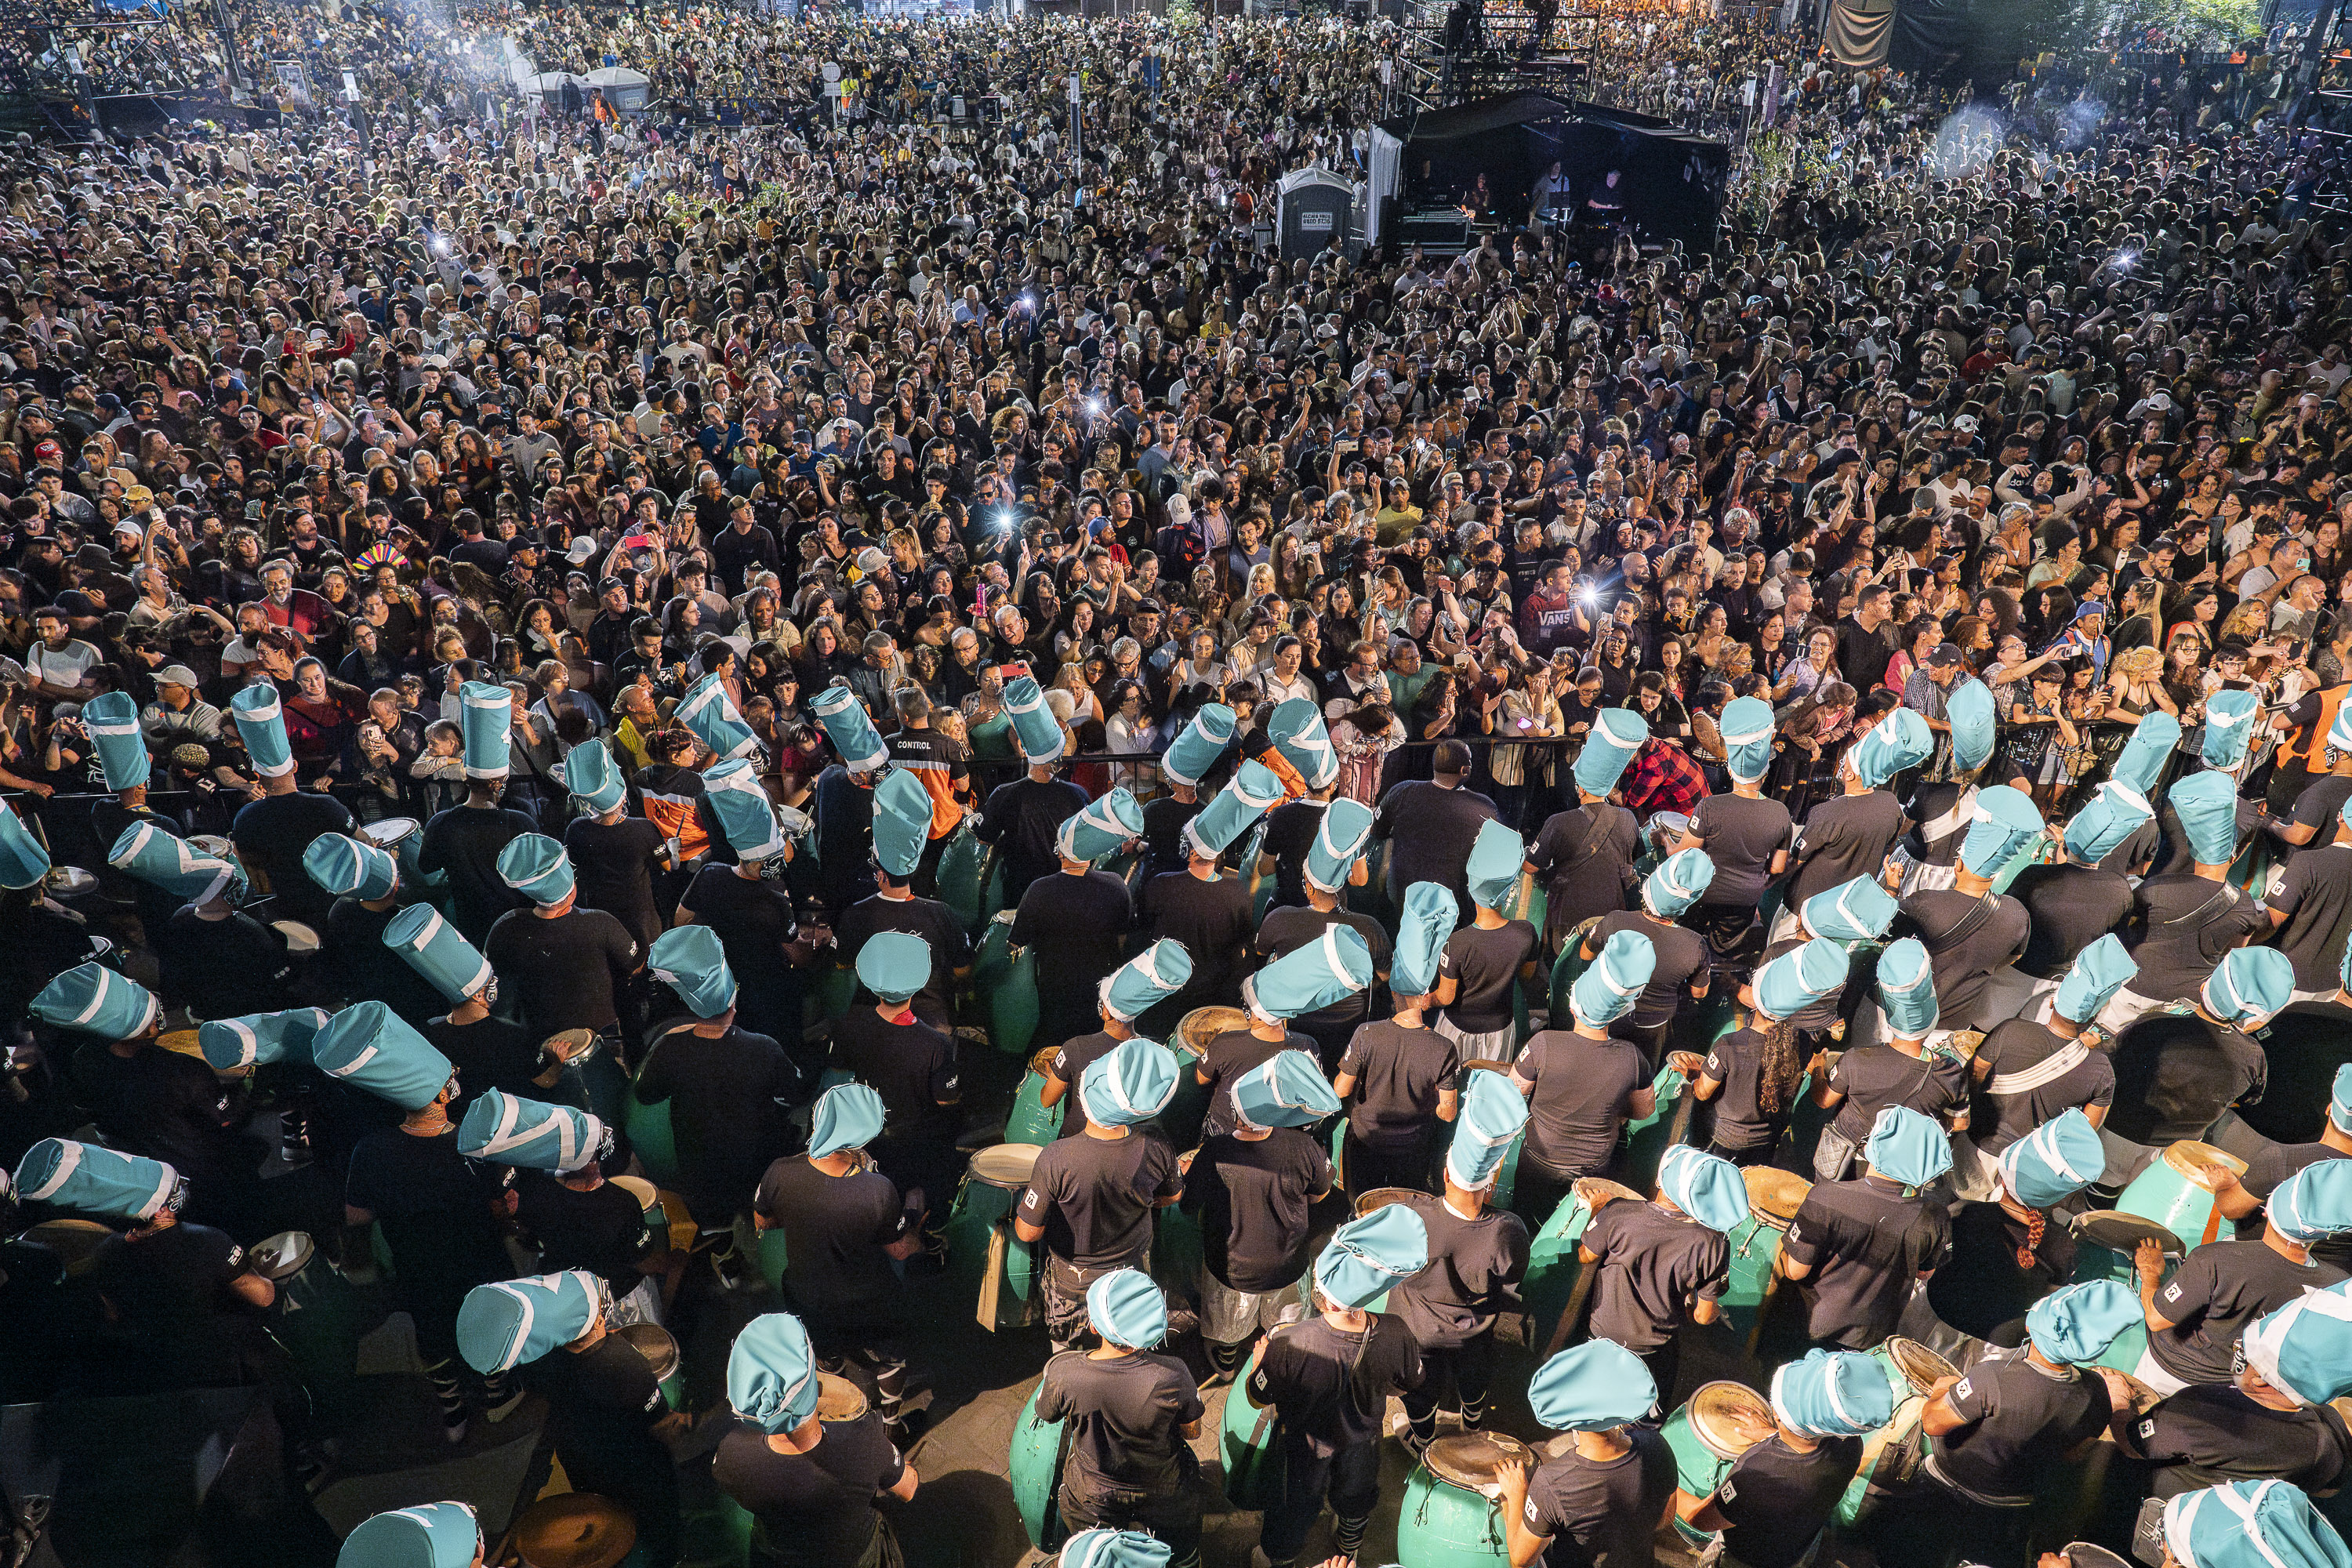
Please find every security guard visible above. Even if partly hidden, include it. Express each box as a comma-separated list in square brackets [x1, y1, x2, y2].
[1777, 1106, 1954, 1351]
[1015, 1037, 1185, 1352]
[1507, 928, 1658, 1224]
[636, 927, 804, 1287]
[1039, 941, 1194, 1142]
[1182, 1049, 1338, 1379]
[324, 1002, 516, 1443]
[1249, 1206, 1428, 1568]
[1033, 1271, 1204, 1568]
[831, 931, 962, 1220]
[1334, 882, 1461, 1195]
[835, 770, 970, 1030]
[1496, 1341, 1674, 1568]
[2105, 1280, 2352, 1501]
[714, 1312, 916, 1568]
[1674, 1348, 1888, 1568]
[753, 1084, 920, 1440]
[2132, 1160, 2352, 1397]
[458, 1269, 681, 1565]
[1392, 1069, 1530, 1451]
[1580, 1143, 1740, 1399]
[1009, 786, 1143, 1051]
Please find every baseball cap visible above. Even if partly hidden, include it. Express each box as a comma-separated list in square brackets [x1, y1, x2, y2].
[155, 664, 201, 688]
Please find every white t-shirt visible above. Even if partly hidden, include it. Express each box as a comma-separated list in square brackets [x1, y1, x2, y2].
[28, 637, 99, 689]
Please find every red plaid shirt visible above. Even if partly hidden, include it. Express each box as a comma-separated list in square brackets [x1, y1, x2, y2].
[1620, 739, 1708, 818]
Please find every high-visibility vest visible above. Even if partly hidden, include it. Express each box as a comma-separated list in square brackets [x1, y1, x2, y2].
[2292, 682, 2352, 771]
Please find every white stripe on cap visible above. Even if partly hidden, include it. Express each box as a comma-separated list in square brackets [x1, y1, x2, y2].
[1722, 715, 1773, 746]
[140, 1158, 176, 1221]
[222, 1019, 260, 1070]
[2210, 1479, 2296, 1568]
[24, 1141, 84, 1201]
[72, 967, 117, 1029]
[321, 1043, 381, 1080]
[480, 1279, 540, 1372]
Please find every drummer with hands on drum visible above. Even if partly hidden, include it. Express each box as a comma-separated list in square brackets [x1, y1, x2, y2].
[2132, 1159, 2352, 1398]
[1672, 934, 1854, 1168]
[2098, 1272, 2352, 1502]
[1580, 1145, 1745, 1402]
[1247, 1205, 1430, 1568]
[1033, 1271, 1205, 1568]
[716, 1312, 920, 1568]
[754, 1084, 924, 1443]
[1180, 1051, 1337, 1382]
[1332, 882, 1461, 1196]
[1579, 850, 1715, 1068]
[2201, 1063, 2352, 1269]
[1674, 1349, 1893, 1568]
[1014, 1036, 1185, 1355]
[1776, 1105, 1955, 1352]
[1390, 1071, 1531, 1454]
[1494, 1340, 1675, 1568]
[1038, 942, 1193, 1142]
[1809, 927, 1970, 1183]
[1893, 1280, 2140, 1566]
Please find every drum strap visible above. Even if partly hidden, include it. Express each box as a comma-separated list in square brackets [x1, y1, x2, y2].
[1922, 786, 1979, 847]
[1986, 1042, 2089, 1097]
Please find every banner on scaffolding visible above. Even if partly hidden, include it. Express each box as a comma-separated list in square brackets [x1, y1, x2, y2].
[1825, 0, 1895, 67]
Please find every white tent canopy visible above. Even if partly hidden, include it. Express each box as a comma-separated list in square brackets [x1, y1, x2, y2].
[583, 65, 653, 111]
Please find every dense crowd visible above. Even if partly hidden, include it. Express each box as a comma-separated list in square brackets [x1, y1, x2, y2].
[7, 3, 2352, 1568]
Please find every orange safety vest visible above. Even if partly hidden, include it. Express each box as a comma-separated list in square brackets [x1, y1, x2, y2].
[2292, 682, 2351, 772]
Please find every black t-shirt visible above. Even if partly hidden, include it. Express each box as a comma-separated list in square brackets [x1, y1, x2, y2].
[1371, 779, 1500, 918]
[2146, 1239, 2348, 1385]
[90, 1221, 258, 1382]
[343, 1125, 510, 1307]
[2107, 1011, 2269, 1147]
[1523, 1428, 1676, 1568]
[1969, 1018, 2116, 1152]
[513, 1174, 661, 1289]
[484, 906, 637, 1036]
[1590, 910, 1707, 1029]
[1259, 798, 1327, 911]
[321, 895, 450, 1024]
[1526, 802, 1640, 939]
[70, 1042, 242, 1190]
[1008, 869, 1134, 1038]
[2129, 875, 2270, 1000]
[2241, 999, 2352, 1143]
[2262, 842, 2352, 992]
[1582, 1197, 1730, 1351]
[1016, 1127, 1182, 1269]
[1033, 1348, 1203, 1500]
[1338, 1019, 1461, 1151]
[1511, 1029, 1651, 1178]
[1780, 1172, 1952, 1349]
[753, 1155, 909, 1328]
[1690, 791, 1795, 906]
[2286, 772, 2352, 842]
[1198, 1025, 1312, 1139]
[524, 1333, 668, 1490]
[1251, 1312, 1422, 1457]
[2119, 1381, 2352, 1500]
[231, 788, 356, 927]
[415, 802, 539, 944]
[634, 1022, 804, 1217]
[830, 1007, 960, 1146]
[2007, 863, 2135, 979]
[834, 892, 971, 1028]
[1387, 1189, 1529, 1348]
[1139, 870, 1254, 1008]
[1709, 1432, 1864, 1568]
[1896, 888, 2031, 1021]
[1138, 793, 1207, 880]
[158, 906, 294, 1021]
[1824, 1043, 1971, 1144]
[680, 863, 800, 1036]
[564, 814, 668, 949]
[1259, 906, 1392, 1038]
[1181, 1127, 1333, 1291]
[425, 1011, 557, 1120]
[712, 1414, 905, 1568]
[1931, 1347, 2111, 1506]
[1788, 789, 1906, 907]
[1836, 620, 1898, 700]
[976, 775, 1091, 903]
[1700, 1026, 1798, 1153]
[1048, 1029, 1123, 1140]
[1439, 919, 1539, 1035]
[2244, 1141, 2352, 1268]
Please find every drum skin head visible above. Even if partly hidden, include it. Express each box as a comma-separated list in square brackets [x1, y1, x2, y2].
[1425, 1432, 1537, 1492]
[2071, 1209, 2187, 1257]
[1354, 1187, 1423, 1218]
[513, 1494, 636, 1568]
[970, 1142, 1044, 1185]
[616, 1322, 679, 1381]
[1744, 1166, 1813, 1225]
[1882, 1337, 1956, 1394]
[1029, 1046, 1059, 1075]
[2162, 1139, 2249, 1188]
[817, 1371, 869, 1423]
[250, 1229, 315, 1281]
[1690, 1381, 1775, 1455]
[1178, 1006, 1250, 1058]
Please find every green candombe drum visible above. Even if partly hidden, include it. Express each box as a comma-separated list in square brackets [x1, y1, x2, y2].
[625, 1072, 682, 1191]
[938, 826, 986, 931]
[1011, 1375, 1069, 1548]
[251, 1229, 368, 1425]
[1621, 1060, 1693, 1195]
[2068, 1208, 2184, 1374]
[1661, 1380, 1776, 1544]
[1397, 1432, 1538, 1568]
[617, 1321, 686, 1409]
[944, 1142, 1043, 1330]
[1006, 1045, 1066, 1145]
[2114, 1140, 2246, 1251]
[1718, 1165, 1813, 1355]
[973, 911, 1038, 1056]
[1523, 1178, 1639, 1352]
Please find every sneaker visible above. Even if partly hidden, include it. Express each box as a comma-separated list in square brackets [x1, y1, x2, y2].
[442, 1414, 470, 1446]
[712, 1244, 752, 1293]
[484, 1383, 526, 1423]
